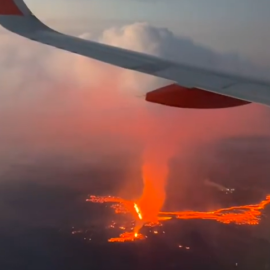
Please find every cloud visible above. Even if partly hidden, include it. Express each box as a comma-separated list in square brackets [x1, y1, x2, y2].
[98, 22, 270, 79]
[0, 21, 270, 205]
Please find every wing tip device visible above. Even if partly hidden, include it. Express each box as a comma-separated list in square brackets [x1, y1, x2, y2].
[0, 0, 23, 15]
[146, 84, 251, 109]
[0, 0, 33, 16]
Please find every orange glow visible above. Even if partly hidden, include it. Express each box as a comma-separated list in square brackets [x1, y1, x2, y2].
[87, 194, 270, 242]
[108, 232, 145, 242]
[86, 195, 134, 214]
[159, 195, 270, 225]
[134, 203, 143, 220]
[88, 195, 270, 225]
[137, 146, 171, 225]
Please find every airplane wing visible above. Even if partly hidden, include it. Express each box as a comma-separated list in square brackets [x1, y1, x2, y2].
[1, 0, 270, 109]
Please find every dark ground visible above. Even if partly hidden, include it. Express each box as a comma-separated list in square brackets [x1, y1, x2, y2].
[1, 136, 270, 270]
[0, 180, 269, 270]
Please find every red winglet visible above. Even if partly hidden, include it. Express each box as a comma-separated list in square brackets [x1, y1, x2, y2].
[146, 84, 251, 109]
[0, 0, 23, 15]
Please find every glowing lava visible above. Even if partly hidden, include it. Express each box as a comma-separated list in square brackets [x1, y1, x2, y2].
[87, 195, 270, 242]
[159, 195, 270, 225]
[134, 203, 143, 220]
[86, 195, 134, 214]
[137, 148, 169, 224]
[108, 232, 145, 242]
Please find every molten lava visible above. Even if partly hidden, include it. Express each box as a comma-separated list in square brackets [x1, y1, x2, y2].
[86, 195, 134, 214]
[159, 195, 270, 225]
[87, 195, 270, 242]
[134, 203, 143, 220]
[108, 232, 145, 242]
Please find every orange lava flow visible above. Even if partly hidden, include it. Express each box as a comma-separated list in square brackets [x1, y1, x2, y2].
[87, 195, 270, 242]
[159, 195, 270, 225]
[86, 196, 134, 214]
[108, 232, 145, 242]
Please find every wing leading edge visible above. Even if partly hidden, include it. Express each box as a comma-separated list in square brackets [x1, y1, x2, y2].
[1, 0, 270, 108]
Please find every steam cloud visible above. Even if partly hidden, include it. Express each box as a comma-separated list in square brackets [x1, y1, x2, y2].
[0, 22, 270, 214]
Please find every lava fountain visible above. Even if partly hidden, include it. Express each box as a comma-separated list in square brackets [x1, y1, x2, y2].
[137, 143, 172, 228]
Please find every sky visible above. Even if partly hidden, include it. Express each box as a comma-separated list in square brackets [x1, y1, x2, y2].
[25, 0, 270, 66]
